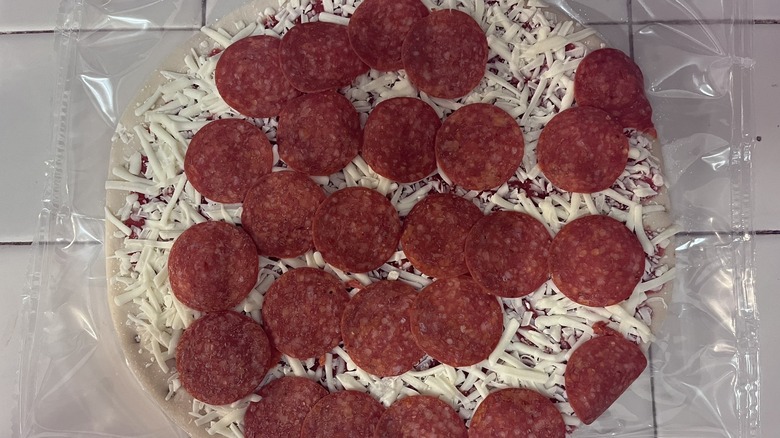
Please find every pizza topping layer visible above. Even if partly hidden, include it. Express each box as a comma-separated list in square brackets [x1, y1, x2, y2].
[279, 20, 369, 93]
[241, 170, 326, 258]
[435, 103, 525, 191]
[469, 387, 566, 438]
[214, 35, 301, 118]
[347, 0, 430, 71]
[341, 280, 423, 377]
[183, 118, 273, 203]
[400, 192, 483, 279]
[361, 96, 441, 183]
[374, 394, 468, 438]
[300, 390, 385, 438]
[402, 9, 488, 99]
[537, 106, 629, 193]
[243, 376, 328, 438]
[106, 0, 679, 436]
[465, 210, 551, 298]
[168, 221, 258, 312]
[573, 47, 656, 137]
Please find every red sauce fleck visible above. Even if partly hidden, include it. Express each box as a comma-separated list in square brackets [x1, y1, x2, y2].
[311, 0, 325, 14]
[123, 216, 145, 239]
[140, 155, 149, 176]
[507, 178, 546, 199]
[264, 15, 279, 28]
[208, 48, 223, 57]
[345, 279, 364, 290]
[132, 192, 150, 206]
[565, 43, 576, 51]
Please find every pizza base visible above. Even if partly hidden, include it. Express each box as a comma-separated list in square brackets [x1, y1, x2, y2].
[105, 2, 674, 437]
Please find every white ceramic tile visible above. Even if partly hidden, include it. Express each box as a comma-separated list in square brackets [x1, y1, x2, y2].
[0, 34, 57, 243]
[206, 0, 252, 24]
[0, 246, 30, 437]
[81, 0, 203, 30]
[632, 0, 744, 23]
[0, 0, 60, 32]
[633, 22, 741, 232]
[755, 0, 780, 20]
[756, 234, 780, 437]
[16, 243, 187, 437]
[653, 233, 745, 436]
[751, 25, 780, 232]
[61, 29, 194, 232]
[552, 0, 629, 24]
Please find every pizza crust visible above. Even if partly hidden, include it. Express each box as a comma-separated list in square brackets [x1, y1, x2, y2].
[105, 2, 675, 437]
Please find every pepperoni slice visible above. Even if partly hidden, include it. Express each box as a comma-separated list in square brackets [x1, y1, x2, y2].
[168, 221, 258, 312]
[312, 187, 402, 273]
[400, 193, 483, 278]
[574, 48, 656, 136]
[244, 376, 328, 438]
[261, 268, 349, 359]
[614, 94, 656, 138]
[410, 277, 502, 367]
[184, 118, 273, 203]
[374, 395, 467, 438]
[241, 171, 326, 258]
[277, 91, 361, 176]
[301, 391, 385, 438]
[214, 35, 301, 118]
[566, 330, 647, 425]
[537, 106, 628, 193]
[341, 281, 424, 377]
[574, 48, 644, 111]
[402, 9, 488, 98]
[175, 311, 272, 406]
[436, 104, 524, 191]
[469, 388, 565, 438]
[464, 211, 551, 298]
[549, 215, 645, 307]
[347, 0, 430, 71]
[279, 21, 369, 93]
[362, 97, 441, 183]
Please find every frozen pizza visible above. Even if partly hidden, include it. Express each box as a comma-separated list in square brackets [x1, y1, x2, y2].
[105, 0, 677, 437]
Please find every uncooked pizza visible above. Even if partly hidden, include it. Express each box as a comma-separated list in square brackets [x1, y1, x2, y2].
[105, 0, 677, 437]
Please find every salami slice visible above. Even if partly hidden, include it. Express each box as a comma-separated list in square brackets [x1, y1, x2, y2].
[574, 48, 644, 111]
[347, 0, 430, 71]
[566, 329, 647, 425]
[168, 221, 258, 312]
[243, 376, 328, 438]
[362, 97, 440, 183]
[301, 390, 385, 438]
[469, 388, 565, 438]
[410, 277, 502, 367]
[402, 9, 488, 99]
[261, 267, 349, 359]
[614, 94, 656, 138]
[549, 215, 645, 307]
[574, 48, 656, 137]
[537, 106, 628, 193]
[341, 280, 424, 377]
[279, 21, 369, 93]
[241, 171, 326, 258]
[214, 35, 301, 118]
[435, 104, 524, 191]
[175, 311, 272, 406]
[374, 395, 467, 438]
[464, 211, 551, 298]
[400, 193, 483, 278]
[184, 118, 273, 203]
[277, 91, 361, 176]
[312, 187, 402, 273]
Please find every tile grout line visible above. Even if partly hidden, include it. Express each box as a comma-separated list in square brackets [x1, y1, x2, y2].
[627, 0, 635, 60]
[202, 0, 207, 27]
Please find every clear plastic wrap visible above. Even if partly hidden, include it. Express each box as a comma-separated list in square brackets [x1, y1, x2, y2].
[15, 0, 759, 437]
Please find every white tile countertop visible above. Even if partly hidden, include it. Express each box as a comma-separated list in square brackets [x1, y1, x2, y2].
[1, 0, 776, 437]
